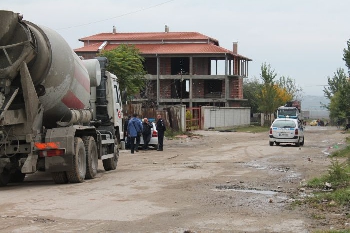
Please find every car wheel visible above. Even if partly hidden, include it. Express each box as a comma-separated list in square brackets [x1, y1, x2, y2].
[300, 136, 305, 146]
[275, 142, 280, 146]
[295, 138, 301, 147]
[269, 142, 274, 146]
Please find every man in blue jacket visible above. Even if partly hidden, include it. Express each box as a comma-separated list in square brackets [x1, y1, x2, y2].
[127, 113, 143, 154]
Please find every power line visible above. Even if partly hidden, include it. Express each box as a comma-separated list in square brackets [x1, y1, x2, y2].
[56, 0, 175, 30]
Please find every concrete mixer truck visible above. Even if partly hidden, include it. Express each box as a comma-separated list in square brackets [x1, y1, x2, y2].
[0, 10, 123, 186]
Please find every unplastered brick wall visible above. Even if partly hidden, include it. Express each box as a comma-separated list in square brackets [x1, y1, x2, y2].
[233, 59, 240, 76]
[160, 57, 171, 75]
[230, 78, 243, 99]
[159, 79, 172, 98]
[229, 102, 242, 107]
[192, 80, 204, 98]
[193, 57, 210, 75]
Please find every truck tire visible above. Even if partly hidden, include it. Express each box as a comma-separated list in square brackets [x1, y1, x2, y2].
[51, 172, 68, 184]
[9, 169, 26, 183]
[103, 145, 119, 171]
[83, 136, 98, 179]
[0, 170, 11, 186]
[66, 137, 86, 183]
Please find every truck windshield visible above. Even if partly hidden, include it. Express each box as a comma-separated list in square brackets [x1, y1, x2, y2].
[278, 109, 297, 116]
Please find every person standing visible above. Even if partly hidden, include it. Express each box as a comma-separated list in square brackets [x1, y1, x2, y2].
[127, 113, 143, 154]
[156, 114, 166, 151]
[124, 115, 131, 149]
[142, 118, 153, 150]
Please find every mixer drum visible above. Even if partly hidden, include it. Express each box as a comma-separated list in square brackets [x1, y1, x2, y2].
[0, 10, 91, 128]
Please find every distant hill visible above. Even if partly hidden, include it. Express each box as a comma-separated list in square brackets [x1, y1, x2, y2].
[301, 95, 329, 110]
[301, 95, 329, 119]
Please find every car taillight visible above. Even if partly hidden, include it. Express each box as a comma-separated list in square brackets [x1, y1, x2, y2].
[38, 149, 65, 157]
[269, 128, 272, 134]
[295, 128, 298, 135]
[152, 130, 158, 137]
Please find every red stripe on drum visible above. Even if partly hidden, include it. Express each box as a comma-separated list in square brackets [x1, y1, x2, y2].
[74, 63, 90, 92]
[61, 90, 85, 109]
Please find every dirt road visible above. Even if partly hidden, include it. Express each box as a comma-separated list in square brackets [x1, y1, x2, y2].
[0, 126, 348, 232]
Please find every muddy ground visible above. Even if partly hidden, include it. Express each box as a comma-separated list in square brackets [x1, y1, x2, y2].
[0, 126, 349, 233]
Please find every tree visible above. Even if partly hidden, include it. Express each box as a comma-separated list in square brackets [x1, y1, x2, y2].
[277, 76, 303, 100]
[343, 39, 350, 75]
[328, 82, 350, 121]
[325, 40, 350, 122]
[99, 44, 146, 97]
[323, 68, 348, 100]
[243, 78, 262, 114]
[258, 63, 279, 120]
[274, 84, 293, 104]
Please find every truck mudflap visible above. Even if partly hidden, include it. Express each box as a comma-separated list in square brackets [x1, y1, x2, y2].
[45, 154, 73, 172]
[39, 127, 76, 172]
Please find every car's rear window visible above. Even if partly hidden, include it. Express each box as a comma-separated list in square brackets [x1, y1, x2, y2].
[272, 120, 296, 128]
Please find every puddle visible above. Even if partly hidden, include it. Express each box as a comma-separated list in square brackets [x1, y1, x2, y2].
[230, 189, 277, 195]
[245, 162, 267, 170]
[215, 185, 278, 195]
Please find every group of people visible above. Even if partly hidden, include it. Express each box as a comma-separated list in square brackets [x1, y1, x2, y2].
[124, 114, 166, 154]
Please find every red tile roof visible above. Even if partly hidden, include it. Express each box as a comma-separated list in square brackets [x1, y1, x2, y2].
[75, 42, 103, 52]
[75, 32, 252, 60]
[75, 43, 251, 60]
[79, 32, 219, 44]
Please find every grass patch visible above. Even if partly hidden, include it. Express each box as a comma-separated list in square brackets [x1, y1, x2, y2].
[165, 129, 201, 139]
[313, 230, 350, 233]
[164, 129, 184, 138]
[331, 137, 350, 158]
[331, 145, 350, 158]
[307, 160, 350, 189]
[302, 139, 350, 211]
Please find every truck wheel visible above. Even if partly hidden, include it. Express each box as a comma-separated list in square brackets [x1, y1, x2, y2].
[0, 170, 10, 186]
[84, 136, 98, 179]
[9, 169, 26, 183]
[51, 172, 68, 184]
[103, 145, 119, 171]
[66, 137, 86, 183]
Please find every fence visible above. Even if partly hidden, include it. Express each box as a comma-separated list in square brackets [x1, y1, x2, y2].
[201, 106, 251, 129]
[186, 107, 201, 131]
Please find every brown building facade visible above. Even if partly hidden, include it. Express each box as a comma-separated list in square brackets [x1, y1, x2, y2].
[74, 27, 251, 108]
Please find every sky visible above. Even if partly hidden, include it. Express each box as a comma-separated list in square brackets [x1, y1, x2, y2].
[2, 0, 350, 97]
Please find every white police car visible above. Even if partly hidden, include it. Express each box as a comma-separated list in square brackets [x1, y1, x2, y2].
[269, 118, 304, 147]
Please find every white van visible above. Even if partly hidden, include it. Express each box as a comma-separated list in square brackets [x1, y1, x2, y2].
[269, 118, 304, 147]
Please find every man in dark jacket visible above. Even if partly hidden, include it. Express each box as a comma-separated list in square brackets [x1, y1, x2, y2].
[156, 114, 166, 151]
[124, 116, 131, 149]
[142, 118, 153, 150]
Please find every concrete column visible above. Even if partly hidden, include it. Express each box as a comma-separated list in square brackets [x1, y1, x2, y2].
[189, 57, 193, 108]
[225, 55, 229, 107]
[156, 55, 160, 106]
